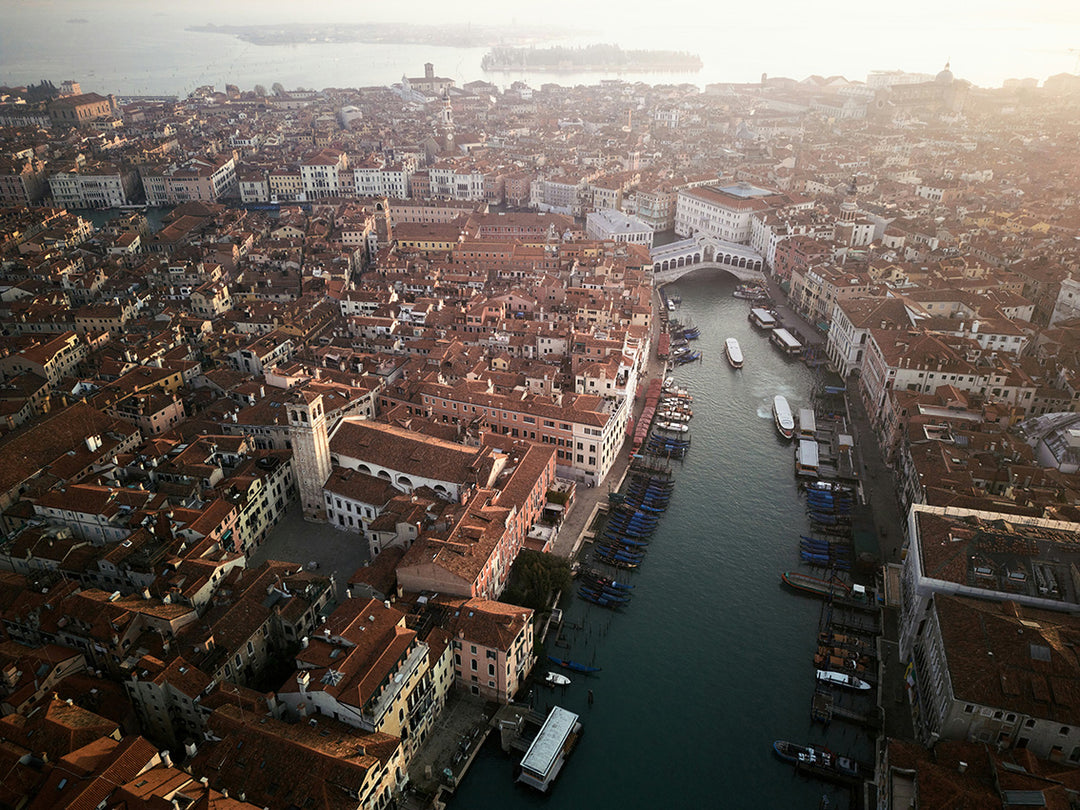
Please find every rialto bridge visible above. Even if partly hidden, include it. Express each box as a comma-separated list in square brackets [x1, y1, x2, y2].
[650, 235, 767, 285]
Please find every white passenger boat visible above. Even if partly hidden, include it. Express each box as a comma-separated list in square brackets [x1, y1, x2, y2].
[656, 421, 689, 434]
[545, 672, 571, 687]
[816, 668, 871, 691]
[725, 337, 743, 368]
[773, 395, 795, 439]
[657, 411, 690, 423]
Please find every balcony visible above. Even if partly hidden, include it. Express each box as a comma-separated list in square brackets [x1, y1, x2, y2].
[360, 641, 428, 730]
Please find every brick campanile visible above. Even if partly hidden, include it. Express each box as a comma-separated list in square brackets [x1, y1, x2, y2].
[287, 390, 331, 522]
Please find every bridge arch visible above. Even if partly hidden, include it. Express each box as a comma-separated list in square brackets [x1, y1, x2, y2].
[651, 233, 766, 285]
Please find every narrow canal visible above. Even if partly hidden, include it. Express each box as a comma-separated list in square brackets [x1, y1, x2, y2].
[449, 272, 875, 808]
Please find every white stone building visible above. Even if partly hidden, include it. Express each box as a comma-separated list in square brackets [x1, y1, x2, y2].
[585, 208, 653, 248]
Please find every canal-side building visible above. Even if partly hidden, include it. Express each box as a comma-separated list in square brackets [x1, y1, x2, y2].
[788, 264, 874, 330]
[418, 382, 628, 486]
[902, 592, 1080, 763]
[899, 505, 1080, 755]
[675, 182, 809, 244]
[824, 298, 918, 378]
[276, 596, 450, 767]
[441, 596, 534, 702]
[141, 155, 238, 206]
[48, 161, 140, 208]
[899, 506, 1080, 656]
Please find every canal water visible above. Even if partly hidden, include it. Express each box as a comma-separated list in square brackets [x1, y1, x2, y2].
[449, 272, 873, 808]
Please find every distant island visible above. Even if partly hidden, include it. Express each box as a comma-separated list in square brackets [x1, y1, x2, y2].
[187, 22, 562, 49]
[482, 44, 703, 73]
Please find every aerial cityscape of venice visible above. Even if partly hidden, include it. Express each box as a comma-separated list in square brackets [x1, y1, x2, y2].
[2, 1, 1080, 808]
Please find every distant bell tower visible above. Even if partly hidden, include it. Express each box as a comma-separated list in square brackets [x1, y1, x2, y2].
[425, 62, 435, 80]
[441, 87, 455, 150]
[839, 175, 858, 223]
[287, 391, 332, 522]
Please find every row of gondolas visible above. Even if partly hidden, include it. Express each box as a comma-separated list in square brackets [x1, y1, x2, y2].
[668, 320, 702, 365]
[579, 471, 675, 608]
[799, 481, 855, 571]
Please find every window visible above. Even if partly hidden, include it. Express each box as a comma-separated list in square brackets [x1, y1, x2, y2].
[471, 660, 477, 671]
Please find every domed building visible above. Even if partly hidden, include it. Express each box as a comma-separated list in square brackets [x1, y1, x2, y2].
[870, 60, 968, 117]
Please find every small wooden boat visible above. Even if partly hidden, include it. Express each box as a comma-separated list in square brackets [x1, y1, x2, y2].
[780, 571, 851, 600]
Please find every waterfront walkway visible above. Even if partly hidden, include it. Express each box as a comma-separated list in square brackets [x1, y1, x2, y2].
[550, 290, 668, 559]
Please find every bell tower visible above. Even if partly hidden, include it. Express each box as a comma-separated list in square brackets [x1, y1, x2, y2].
[287, 391, 332, 522]
[839, 175, 858, 223]
[441, 87, 455, 152]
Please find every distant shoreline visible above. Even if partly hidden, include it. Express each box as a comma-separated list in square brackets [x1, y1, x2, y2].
[481, 44, 703, 74]
[187, 22, 562, 50]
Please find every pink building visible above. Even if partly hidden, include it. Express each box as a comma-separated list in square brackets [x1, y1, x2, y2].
[442, 596, 534, 702]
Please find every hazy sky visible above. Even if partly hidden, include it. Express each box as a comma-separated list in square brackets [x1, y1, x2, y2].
[4, 0, 1080, 90]
[10, 0, 1078, 29]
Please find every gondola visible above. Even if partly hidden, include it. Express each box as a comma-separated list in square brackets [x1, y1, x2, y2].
[592, 552, 639, 570]
[548, 656, 601, 673]
[580, 570, 634, 590]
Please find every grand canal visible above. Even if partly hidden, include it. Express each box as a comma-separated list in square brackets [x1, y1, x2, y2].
[449, 272, 873, 808]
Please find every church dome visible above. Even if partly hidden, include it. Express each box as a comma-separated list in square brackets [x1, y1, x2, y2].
[936, 62, 954, 83]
